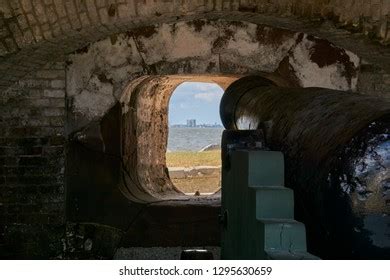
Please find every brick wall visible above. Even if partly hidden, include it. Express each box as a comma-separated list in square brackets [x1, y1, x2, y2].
[0, 0, 389, 58]
[1, 1, 390, 94]
[0, 61, 66, 258]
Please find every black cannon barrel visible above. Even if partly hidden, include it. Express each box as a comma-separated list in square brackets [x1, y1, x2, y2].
[220, 76, 390, 259]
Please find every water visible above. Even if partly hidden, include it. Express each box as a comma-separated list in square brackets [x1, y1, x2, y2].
[167, 127, 224, 151]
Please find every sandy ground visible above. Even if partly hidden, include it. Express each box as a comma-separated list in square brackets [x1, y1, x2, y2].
[167, 150, 221, 193]
[166, 150, 221, 167]
[172, 175, 221, 194]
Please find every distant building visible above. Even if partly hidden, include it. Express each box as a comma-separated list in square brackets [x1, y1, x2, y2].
[170, 121, 223, 128]
[186, 119, 196, 127]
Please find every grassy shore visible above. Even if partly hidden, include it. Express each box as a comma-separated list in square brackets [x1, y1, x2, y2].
[166, 150, 221, 167]
[166, 150, 221, 193]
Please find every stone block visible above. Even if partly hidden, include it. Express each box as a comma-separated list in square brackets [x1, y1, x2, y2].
[20, 0, 33, 11]
[30, 98, 50, 107]
[193, 166, 220, 176]
[85, 0, 100, 23]
[49, 116, 65, 126]
[26, 118, 50, 127]
[49, 135, 65, 146]
[18, 156, 48, 166]
[50, 80, 65, 88]
[117, 3, 136, 18]
[42, 108, 64, 117]
[36, 70, 65, 79]
[168, 167, 186, 179]
[96, 0, 107, 8]
[44, 89, 65, 98]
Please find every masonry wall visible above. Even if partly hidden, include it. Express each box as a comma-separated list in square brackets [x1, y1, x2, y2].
[0, 18, 380, 259]
[1, 1, 390, 95]
[66, 20, 361, 129]
[0, 0, 389, 58]
[0, 1, 390, 259]
[0, 62, 66, 258]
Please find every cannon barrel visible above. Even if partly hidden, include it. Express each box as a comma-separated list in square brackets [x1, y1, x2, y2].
[220, 76, 390, 259]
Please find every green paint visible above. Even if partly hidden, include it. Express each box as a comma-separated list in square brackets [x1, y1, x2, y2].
[221, 150, 319, 260]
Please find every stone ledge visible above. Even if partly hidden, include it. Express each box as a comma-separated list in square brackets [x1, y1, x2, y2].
[168, 166, 221, 179]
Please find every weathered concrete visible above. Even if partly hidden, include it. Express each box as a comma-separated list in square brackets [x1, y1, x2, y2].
[1, 3, 390, 97]
[168, 166, 221, 179]
[67, 20, 360, 128]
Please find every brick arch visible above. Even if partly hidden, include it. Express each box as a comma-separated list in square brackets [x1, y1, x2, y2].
[1, 1, 390, 93]
[1, 0, 389, 56]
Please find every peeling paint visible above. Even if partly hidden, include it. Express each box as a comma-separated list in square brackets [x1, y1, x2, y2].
[72, 75, 116, 119]
[289, 34, 360, 90]
[221, 23, 297, 72]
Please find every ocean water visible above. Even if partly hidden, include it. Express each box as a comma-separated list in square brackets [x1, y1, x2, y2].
[167, 127, 224, 152]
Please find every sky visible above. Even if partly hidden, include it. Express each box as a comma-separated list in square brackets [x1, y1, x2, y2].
[168, 82, 224, 125]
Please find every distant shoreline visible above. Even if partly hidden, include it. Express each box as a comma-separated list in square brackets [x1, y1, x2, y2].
[167, 127, 224, 152]
[169, 125, 223, 128]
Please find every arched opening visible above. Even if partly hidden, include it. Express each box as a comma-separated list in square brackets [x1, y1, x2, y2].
[120, 75, 240, 201]
[166, 82, 224, 195]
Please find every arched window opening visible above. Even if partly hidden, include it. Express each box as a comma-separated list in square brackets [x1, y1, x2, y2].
[166, 82, 224, 195]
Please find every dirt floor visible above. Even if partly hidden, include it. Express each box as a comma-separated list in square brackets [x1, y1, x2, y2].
[166, 150, 221, 193]
[172, 175, 221, 194]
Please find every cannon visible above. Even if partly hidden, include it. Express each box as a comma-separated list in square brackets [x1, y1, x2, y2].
[220, 76, 390, 259]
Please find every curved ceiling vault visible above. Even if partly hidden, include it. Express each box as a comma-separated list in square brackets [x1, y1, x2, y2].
[65, 19, 361, 131]
[1, 0, 390, 93]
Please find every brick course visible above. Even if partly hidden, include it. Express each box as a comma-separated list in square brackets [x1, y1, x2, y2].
[0, 61, 66, 258]
[0, 1, 389, 94]
[2, 0, 390, 54]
